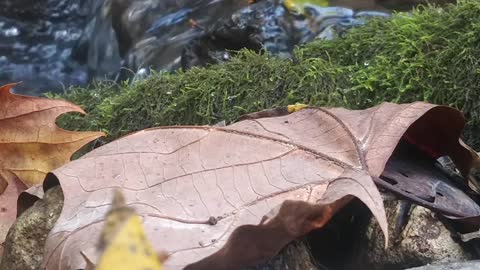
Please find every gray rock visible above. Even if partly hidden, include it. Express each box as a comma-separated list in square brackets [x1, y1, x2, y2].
[243, 240, 319, 270]
[349, 200, 473, 270]
[0, 186, 63, 270]
[405, 261, 480, 270]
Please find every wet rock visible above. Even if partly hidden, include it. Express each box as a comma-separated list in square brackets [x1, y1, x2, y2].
[0, 186, 63, 270]
[116, 0, 248, 80]
[72, 0, 121, 82]
[71, 0, 250, 83]
[181, 1, 390, 70]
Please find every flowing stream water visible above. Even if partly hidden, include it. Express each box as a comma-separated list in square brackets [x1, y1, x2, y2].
[0, 0, 453, 95]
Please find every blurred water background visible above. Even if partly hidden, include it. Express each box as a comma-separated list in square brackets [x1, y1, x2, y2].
[0, 0, 453, 95]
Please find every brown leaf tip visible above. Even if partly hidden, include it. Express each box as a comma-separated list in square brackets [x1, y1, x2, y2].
[0, 83, 19, 93]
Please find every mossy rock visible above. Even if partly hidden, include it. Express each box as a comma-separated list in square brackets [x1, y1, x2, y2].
[52, 0, 480, 150]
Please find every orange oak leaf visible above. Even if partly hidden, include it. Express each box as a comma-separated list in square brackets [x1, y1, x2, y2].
[42, 102, 473, 270]
[0, 83, 105, 248]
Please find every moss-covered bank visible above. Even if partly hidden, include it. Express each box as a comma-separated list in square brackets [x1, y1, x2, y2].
[54, 0, 480, 149]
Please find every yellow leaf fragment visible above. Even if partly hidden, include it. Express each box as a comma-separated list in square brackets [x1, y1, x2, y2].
[287, 103, 309, 113]
[96, 215, 164, 270]
[96, 190, 165, 270]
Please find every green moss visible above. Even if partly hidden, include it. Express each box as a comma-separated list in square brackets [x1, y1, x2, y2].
[53, 0, 480, 149]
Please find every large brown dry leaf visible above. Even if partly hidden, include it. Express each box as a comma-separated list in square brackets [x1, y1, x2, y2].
[43, 102, 472, 270]
[0, 83, 104, 248]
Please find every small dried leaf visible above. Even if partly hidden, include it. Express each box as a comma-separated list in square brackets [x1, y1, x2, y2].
[380, 141, 480, 218]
